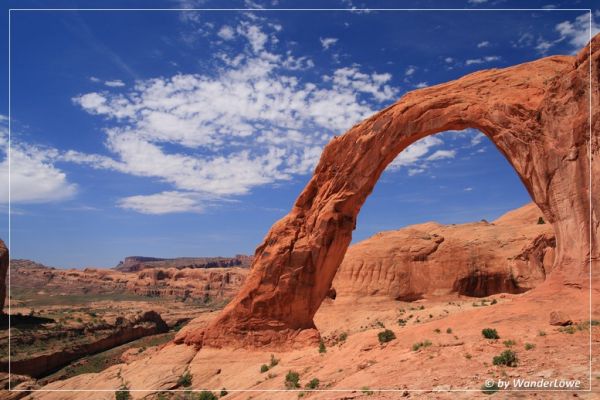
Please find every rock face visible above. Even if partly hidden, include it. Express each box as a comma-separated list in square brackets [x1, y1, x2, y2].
[114, 255, 253, 272]
[0, 240, 7, 313]
[332, 203, 555, 300]
[179, 35, 599, 349]
[0, 311, 169, 379]
[10, 261, 247, 302]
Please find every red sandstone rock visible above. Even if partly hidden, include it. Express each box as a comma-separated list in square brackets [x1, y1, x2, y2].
[332, 203, 555, 300]
[0, 240, 7, 313]
[179, 34, 599, 349]
[549, 310, 573, 326]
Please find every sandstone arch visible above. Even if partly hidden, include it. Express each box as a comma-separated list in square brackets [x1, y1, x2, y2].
[177, 35, 599, 349]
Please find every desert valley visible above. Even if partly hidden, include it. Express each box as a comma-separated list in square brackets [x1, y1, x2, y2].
[0, 9, 598, 400]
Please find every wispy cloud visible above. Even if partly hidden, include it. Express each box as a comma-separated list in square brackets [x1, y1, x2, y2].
[320, 37, 338, 50]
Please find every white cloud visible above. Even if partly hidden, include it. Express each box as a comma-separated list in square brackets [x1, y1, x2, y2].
[465, 56, 500, 65]
[217, 25, 236, 40]
[89, 76, 101, 83]
[388, 136, 443, 169]
[470, 132, 485, 146]
[467, 0, 488, 3]
[464, 187, 473, 191]
[71, 19, 398, 214]
[118, 191, 205, 214]
[477, 41, 490, 48]
[0, 119, 77, 204]
[444, 57, 454, 63]
[426, 149, 456, 161]
[414, 82, 428, 88]
[320, 37, 338, 50]
[555, 12, 599, 50]
[104, 80, 125, 87]
[405, 66, 416, 76]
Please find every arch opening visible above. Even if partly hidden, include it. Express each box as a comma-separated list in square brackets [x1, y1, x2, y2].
[327, 129, 557, 304]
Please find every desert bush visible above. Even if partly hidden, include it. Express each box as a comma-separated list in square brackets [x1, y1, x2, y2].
[412, 340, 432, 351]
[115, 385, 131, 400]
[338, 332, 348, 342]
[260, 364, 269, 373]
[197, 391, 218, 400]
[177, 371, 192, 387]
[434, 328, 441, 333]
[446, 328, 452, 334]
[318, 340, 326, 353]
[220, 388, 228, 397]
[270, 354, 279, 367]
[481, 382, 499, 394]
[377, 329, 396, 344]
[538, 330, 546, 336]
[482, 328, 499, 339]
[492, 350, 518, 367]
[305, 378, 320, 389]
[503, 339, 516, 347]
[285, 371, 300, 389]
[537, 217, 545, 224]
[524, 343, 535, 350]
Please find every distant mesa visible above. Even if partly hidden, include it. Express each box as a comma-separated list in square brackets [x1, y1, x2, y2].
[114, 254, 253, 272]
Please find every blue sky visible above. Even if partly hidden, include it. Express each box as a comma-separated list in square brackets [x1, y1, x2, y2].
[0, 0, 597, 268]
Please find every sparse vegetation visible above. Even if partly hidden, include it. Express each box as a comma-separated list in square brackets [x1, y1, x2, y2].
[559, 325, 576, 334]
[446, 328, 453, 334]
[305, 378, 320, 389]
[465, 353, 472, 359]
[270, 354, 279, 367]
[503, 339, 516, 347]
[377, 329, 396, 344]
[361, 386, 374, 395]
[260, 364, 269, 373]
[411, 340, 432, 351]
[115, 385, 131, 400]
[197, 391, 218, 400]
[434, 328, 441, 334]
[481, 382, 499, 394]
[524, 343, 535, 350]
[285, 371, 300, 389]
[492, 350, 518, 367]
[220, 388, 228, 397]
[537, 217, 545, 224]
[338, 332, 348, 342]
[482, 328, 500, 339]
[490, 299, 497, 305]
[318, 340, 326, 353]
[538, 330, 546, 337]
[177, 371, 192, 387]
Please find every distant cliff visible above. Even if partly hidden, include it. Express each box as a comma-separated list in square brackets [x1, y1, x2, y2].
[114, 254, 253, 272]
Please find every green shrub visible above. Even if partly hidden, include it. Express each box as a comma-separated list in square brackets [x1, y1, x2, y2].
[411, 340, 432, 351]
[177, 371, 192, 387]
[220, 388, 228, 397]
[318, 340, 326, 353]
[377, 329, 396, 344]
[537, 217, 545, 224]
[397, 318, 407, 326]
[285, 371, 300, 389]
[270, 354, 279, 367]
[503, 339, 516, 347]
[538, 330, 546, 336]
[338, 332, 348, 342]
[361, 386, 374, 395]
[559, 326, 576, 334]
[305, 378, 320, 389]
[492, 350, 518, 367]
[115, 385, 131, 400]
[481, 382, 499, 394]
[446, 328, 452, 334]
[524, 343, 535, 350]
[482, 328, 500, 339]
[260, 364, 269, 373]
[198, 391, 218, 400]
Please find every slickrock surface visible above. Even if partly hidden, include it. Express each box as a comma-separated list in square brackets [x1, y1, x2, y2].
[332, 203, 555, 300]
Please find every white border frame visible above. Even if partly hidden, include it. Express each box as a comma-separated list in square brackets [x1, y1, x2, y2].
[6, 6, 594, 395]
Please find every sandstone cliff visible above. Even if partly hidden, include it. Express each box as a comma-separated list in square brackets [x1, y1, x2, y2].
[332, 203, 555, 300]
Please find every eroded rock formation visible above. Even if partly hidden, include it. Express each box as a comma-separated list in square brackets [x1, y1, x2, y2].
[178, 34, 598, 349]
[0, 240, 7, 313]
[333, 203, 555, 300]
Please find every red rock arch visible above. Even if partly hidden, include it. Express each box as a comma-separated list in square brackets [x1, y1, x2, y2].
[177, 35, 598, 349]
